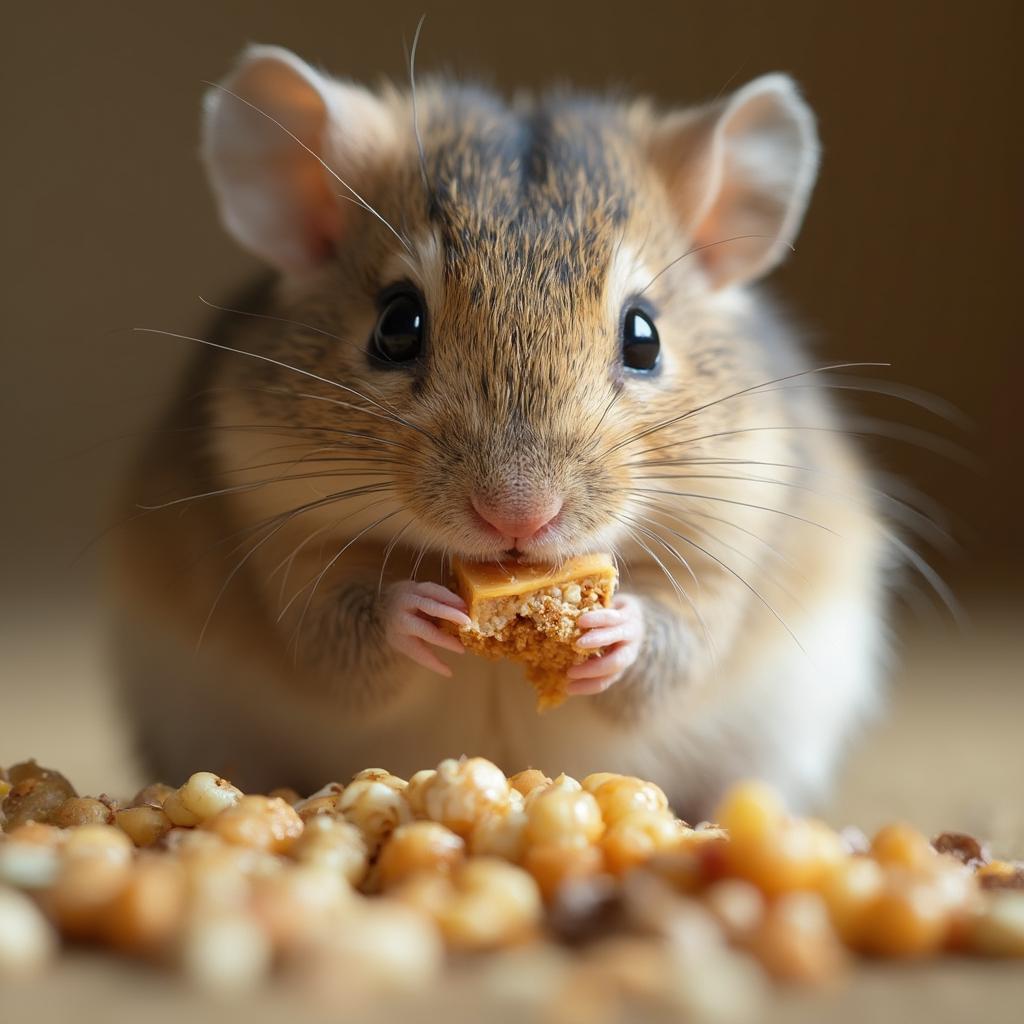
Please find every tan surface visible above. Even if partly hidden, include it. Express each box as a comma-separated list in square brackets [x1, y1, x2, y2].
[3, 603, 1022, 1022]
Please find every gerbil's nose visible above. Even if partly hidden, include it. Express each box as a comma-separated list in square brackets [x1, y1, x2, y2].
[470, 494, 563, 544]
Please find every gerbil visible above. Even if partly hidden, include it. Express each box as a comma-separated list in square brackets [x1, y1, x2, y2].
[111, 46, 889, 818]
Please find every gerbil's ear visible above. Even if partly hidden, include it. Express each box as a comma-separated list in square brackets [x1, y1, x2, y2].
[202, 45, 396, 275]
[651, 74, 819, 289]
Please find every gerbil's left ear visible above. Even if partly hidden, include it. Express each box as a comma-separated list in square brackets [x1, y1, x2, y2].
[651, 74, 819, 290]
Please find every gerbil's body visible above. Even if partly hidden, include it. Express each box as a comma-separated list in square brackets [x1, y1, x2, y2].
[111, 49, 889, 817]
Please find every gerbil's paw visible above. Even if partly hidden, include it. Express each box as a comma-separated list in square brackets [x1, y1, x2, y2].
[384, 581, 471, 677]
[567, 593, 645, 695]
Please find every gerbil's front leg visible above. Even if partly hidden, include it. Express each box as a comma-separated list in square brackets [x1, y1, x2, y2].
[297, 579, 470, 699]
[251, 533, 469, 705]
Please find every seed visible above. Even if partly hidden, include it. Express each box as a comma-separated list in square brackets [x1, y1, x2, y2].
[130, 783, 175, 808]
[63, 824, 134, 865]
[0, 841, 62, 890]
[418, 758, 510, 839]
[105, 856, 186, 954]
[525, 788, 603, 848]
[976, 860, 1024, 890]
[932, 831, 989, 866]
[2, 774, 77, 830]
[508, 769, 552, 798]
[870, 822, 935, 870]
[376, 821, 465, 889]
[51, 798, 115, 828]
[116, 805, 172, 847]
[713, 781, 785, 845]
[162, 791, 201, 828]
[858, 872, 951, 958]
[177, 772, 243, 822]
[968, 892, 1024, 957]
[821, 856, 885, 946]
[0, 886, 57, 976]
[470, 809, 529, 863]
[47, 856, 130, 938]
[703, 879, 765, 941]
[351, 769, 407, 792]
[749, 892, 847, 985]
[339, 780, 412, 852]
[589, 776, 669, 826]
[306, 901, 443, 993]
[180, 910, 272, 993]
[522, 843, 604, 902]
[268, 787, 303, 806]
[404, 858, 542, 950]
[290, 816, 368, 886]
[251, 865, 350, 952]
[601, 811, 684, 875]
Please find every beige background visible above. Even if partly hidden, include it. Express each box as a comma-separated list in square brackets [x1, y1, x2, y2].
[2, 3, 1022, 1022]
[3, 0, 1022, 611]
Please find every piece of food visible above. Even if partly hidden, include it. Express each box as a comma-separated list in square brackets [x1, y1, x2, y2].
[449, 552, 618, 709]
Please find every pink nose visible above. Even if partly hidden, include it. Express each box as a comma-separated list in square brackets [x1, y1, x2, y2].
[471, 494, 563, 543]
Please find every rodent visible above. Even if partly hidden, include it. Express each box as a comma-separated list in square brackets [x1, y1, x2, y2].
[110, 45, 889, 819]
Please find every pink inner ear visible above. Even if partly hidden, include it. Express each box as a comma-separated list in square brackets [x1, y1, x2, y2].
[307, 201, 343, 262]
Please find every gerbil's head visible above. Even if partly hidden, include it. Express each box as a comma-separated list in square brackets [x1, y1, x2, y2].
[202, 47, 819, 564]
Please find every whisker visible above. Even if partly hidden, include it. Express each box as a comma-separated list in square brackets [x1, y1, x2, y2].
[217, 451, 404, 477]
[628, 500, 807, 613]
[268, 518, 343, 606]
[378, 516, 416, 596]
[888, 533, 965, 628]
[647, 516, 806, 655]
[410, 539, 430, 581]
[281, 506, 400, 628]
[628, 487, 836, 534]
[632, 495, 808, 581]
[611, 516, 716, 661]
[605, 362, 890, 456]
[196, 296, 399, 375]
[638, 234, 795, 297]
[628, 460, 954, 552]
[138, 469, 397, 512]
[629, 419, 974, 468]
[406, 13, 431, 199]
[753, 376, 972, 430]
[217, 484, 396, 561]
[130, 327, 438, 443]
[616, 512, 702, 594]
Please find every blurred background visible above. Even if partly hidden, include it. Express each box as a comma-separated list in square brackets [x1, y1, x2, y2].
[2, 2, 1021, 1018]
[3, 3, 1021, 795]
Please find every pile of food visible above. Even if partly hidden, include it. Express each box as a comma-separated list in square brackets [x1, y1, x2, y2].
[1, 758, 1022, 1016]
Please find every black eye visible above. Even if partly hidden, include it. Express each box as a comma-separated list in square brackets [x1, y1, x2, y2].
[371, 291, 425, 363]
[621, 307, 660, 371]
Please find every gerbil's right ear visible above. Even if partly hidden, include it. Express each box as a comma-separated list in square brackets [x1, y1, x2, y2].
[201, 46, 396, 275]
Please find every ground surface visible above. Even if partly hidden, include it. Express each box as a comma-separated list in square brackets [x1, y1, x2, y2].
[2, 601, 1022, 1022]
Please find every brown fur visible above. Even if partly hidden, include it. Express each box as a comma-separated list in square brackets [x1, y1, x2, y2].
[111, 73, 888, 811]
